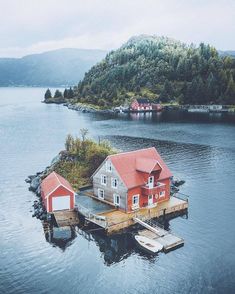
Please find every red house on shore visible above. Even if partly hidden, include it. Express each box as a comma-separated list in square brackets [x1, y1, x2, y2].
[92, 147, 172, 212]
[131, 98, 152, 111]
[41, 172, 75, 213]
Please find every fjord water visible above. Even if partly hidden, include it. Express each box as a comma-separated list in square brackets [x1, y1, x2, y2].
[0, 88, 235, 294]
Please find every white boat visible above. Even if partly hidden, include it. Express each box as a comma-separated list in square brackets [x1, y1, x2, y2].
[135, 235, 163, 254]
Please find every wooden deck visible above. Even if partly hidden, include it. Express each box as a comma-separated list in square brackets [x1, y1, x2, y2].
[53, 210, 80, 227]
[98, 196, 188, 234]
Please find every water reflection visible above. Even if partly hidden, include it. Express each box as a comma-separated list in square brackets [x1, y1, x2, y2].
[42, 214, 187, 265]
[130, 112, 153, 121]
[44, 223, 76, 251]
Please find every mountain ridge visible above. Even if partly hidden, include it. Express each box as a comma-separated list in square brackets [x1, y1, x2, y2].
[0, 48, 107, 87]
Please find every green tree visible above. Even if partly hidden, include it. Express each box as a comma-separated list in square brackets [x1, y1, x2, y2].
[54, 89, 62, 98]
[63, 88, 68, 98]
[80, 128, 89, 142]
[225, 74, 235, 104]
[68, 87, 74, 99]
[159, 80, 174, 102]
[44, 88, 52, 99]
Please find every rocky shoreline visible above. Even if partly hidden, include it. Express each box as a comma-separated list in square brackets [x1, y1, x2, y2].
[65, 102, 117, 114]
[26, 153, 62, 220]
[44, 99, 116, 114]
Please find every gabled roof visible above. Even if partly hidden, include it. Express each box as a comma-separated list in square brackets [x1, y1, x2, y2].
[136, 98, 150, 104]
[107, 147, 172, 189]
[136, 157, 162, 173]
[41, 171, 74, 198]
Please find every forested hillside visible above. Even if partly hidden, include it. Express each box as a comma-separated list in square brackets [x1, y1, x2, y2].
[75, 35, 235, 106]
[0, 48, 106, 87]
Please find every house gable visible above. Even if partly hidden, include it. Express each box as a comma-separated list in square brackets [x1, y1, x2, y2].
[92, 158, 128, 210]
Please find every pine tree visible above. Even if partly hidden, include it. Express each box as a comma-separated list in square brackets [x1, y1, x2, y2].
[44, 88, 52, 100]
[68, 87, 74, 99]
[225, 74, 235, 104]
[54, 89, 62, 98]
[63, 88, 68, 98]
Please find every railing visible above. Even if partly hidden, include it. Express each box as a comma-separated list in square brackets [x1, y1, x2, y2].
[132, 204, 140, 211]
[141, 182, 166, 196]
[75, 203, 108, 228]
[172, 192, 189, 202]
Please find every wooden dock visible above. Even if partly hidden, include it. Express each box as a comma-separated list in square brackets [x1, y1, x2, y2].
[53, 210, 80, 227]
[98, 196, 188, 234]
[135, 217, 184, 252]
[138, 229, 184, 252]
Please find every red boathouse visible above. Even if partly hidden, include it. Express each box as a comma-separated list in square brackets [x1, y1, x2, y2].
[131, 98, 152, 111]
[41, 171, 75, 213]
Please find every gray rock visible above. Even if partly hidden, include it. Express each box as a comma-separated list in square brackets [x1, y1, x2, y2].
[36, 185, 41, 197]
[29, 176, 41, 192]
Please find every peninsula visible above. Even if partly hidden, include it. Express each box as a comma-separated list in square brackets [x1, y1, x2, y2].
[44, 35, 235, 109]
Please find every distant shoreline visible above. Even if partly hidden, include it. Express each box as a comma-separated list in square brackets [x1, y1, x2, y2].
[43, 99, 235, 114]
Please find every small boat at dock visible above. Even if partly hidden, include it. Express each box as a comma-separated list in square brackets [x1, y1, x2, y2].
[135, 235, 163, 254]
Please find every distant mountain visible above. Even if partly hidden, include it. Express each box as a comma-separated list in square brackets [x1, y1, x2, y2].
[75, 35, 235, 106]
[0, 48, 107, 87]
[219, 50, 235, 57]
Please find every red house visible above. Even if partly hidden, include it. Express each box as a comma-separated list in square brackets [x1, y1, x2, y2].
[41, 172, 75, 213]
[131, 98, 152, 111]
[92, 147, 172, 212]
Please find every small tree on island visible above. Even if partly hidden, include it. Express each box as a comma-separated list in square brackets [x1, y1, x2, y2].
[65, 134, 74, 152]
[80, 128, 89, 142]
[44, 89, 52, 100]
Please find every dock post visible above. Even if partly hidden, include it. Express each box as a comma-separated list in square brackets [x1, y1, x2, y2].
[163, 208, 166, 220]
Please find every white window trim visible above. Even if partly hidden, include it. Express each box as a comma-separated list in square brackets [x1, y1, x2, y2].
[132, 194, 139, 205]
[98, 188, 104, 199]
[111, 177, 118, 189]
[101, 174, 107, 186]
[106, 161, 112, 172]
[113, 193, 120, 206]
[159, 191, 165, 198]
[132, 194, 140, 210]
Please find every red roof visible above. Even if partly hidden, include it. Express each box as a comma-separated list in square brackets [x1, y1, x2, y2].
[108, 147, 172, 189]
[41, 171, 74, 198]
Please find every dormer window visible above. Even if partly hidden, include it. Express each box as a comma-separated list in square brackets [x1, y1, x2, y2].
[106, 161, 112, 172]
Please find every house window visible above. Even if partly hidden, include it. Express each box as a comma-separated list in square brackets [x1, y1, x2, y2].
[113, 194, 120, 206]
[159, 191, 165, 198]
[106, 161, 112, 172]
[98, 189, 104, 199]
[111, 177, 118, 188]
[101, 175, 107, 185]
[132, 194, 139, 206]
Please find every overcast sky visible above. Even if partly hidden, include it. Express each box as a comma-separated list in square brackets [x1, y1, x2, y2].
[0, 0, 234, 57]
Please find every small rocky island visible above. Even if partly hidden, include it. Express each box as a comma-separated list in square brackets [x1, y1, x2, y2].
[26, 130, 115, 220]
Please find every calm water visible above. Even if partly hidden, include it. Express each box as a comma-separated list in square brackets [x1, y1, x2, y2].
[0, 88, 235, 294]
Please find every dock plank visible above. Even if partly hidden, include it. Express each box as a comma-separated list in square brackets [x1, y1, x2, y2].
[53, 210, 80, 227]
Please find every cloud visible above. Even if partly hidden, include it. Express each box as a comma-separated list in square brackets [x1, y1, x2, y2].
[0, 0, 234, 57]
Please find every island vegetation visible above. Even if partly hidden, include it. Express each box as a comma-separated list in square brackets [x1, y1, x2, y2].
[45, 35, 235, 108]
[51, 130, 115, 190]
